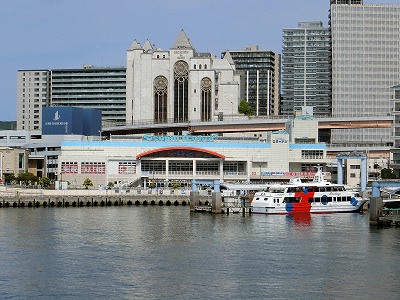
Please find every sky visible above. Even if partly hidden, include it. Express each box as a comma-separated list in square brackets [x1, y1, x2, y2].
[0, 0, 395, 121]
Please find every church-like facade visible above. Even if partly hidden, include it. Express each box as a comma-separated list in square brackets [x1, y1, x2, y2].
[126, 30, 240, 125]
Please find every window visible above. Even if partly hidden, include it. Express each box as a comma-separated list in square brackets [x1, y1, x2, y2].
[81, 162, 105, 174]
[154, 76, 168, 123]
[61, 162, 78, 174]
[201, 77, 212, 122]
[301, 150, 323, 159]
[174, 61, 189, 122]
[118, 162, 136, 174]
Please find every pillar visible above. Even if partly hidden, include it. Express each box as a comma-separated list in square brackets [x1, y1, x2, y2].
[211, 192, 222, 214]
[190, 191, 200, 212]
[337, 158, 343, 184]
[360, 157, 367, 192]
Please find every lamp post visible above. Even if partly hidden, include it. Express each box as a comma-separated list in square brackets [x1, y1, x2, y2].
[231, 101, 233, 120]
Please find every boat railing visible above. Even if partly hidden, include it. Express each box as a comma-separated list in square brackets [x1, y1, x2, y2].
[383, 208, 400, 217]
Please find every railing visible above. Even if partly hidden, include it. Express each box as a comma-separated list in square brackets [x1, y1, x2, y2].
[382, 208, 400, 217]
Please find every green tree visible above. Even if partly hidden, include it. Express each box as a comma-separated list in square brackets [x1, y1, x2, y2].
[5, 174, 16, 184]
[82, 178, 94, 189]
[39, 176, 51, 188]
[107, 181, 115, 188]
[17, 172, 39, 185]
[238, 100, 254, 116]
[381, 168, 396, 179]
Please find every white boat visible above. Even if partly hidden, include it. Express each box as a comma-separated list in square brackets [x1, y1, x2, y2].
[251, 167, 367, 214]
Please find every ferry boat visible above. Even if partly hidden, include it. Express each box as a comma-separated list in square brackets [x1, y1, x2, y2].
[251, 167, 367, 214]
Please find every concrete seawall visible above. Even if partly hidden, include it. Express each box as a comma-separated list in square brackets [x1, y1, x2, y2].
[0, 188, 217, 208]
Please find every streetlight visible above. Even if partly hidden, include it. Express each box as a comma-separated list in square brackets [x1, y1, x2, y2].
[231, 101, 233, 120]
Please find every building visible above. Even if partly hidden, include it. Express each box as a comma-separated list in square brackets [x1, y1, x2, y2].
[330, 0, 363, 4]
[222, 46, 280, 116]
[391, 85, 400, 178]
[17, 66, 126, 130]
[51, 65, 126, 126]
[281, 22, 331, 116]
[126, 30, 240, 125]
[0, 147, 29, 182]
[330, 2, 400, 145]
[58, 116, 328, 188]
[17, 70, 50, 131]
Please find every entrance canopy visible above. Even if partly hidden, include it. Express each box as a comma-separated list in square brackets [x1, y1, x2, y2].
[136, 146, 225, 159]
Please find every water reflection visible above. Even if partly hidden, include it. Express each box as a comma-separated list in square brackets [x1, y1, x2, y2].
[1, 208, 399, 299]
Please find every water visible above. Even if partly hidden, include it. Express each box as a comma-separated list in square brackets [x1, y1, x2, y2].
[0, 207, 399, 300]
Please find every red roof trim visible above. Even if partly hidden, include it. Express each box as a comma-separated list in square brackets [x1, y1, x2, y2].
[136, 146, 225, 159]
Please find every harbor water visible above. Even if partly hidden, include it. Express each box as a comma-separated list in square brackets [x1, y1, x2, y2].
[1, 207, 399, 299]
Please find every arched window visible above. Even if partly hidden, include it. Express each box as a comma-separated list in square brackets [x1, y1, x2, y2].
[201, 77, 212, 122]
[204, 64, 207, 69]
[194, 64, 196, 69]
[174, 61, 189, 122]
[199, 64, 202, 69]
[154, 76, 168, 123]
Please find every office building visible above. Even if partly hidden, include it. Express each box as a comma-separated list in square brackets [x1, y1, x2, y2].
[51, 65, 126, 126]
[330, 0, 363, 4]
[126, 30, 240, 125]
[17, 70, 50, 131]
[222, 46, 280, 116]
[330, 2, 400, 144]
[282, 21, 331, 116]
[391, 85, 400, 178]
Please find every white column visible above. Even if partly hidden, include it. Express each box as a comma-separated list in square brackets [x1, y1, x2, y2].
[256, 70, 259, 116]
[267, 70, 270, 116]
[246, 71, 249, 102]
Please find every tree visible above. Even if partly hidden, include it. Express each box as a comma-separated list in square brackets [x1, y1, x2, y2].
[107, 181, 115, 188]
[5, 174, 16, 184]
[238, 100, 254, 116]
[39, 176, 51, 188]
[17, 172, 39, 185]
[82, 178, 93, 189]
[381, 168, 396, 179]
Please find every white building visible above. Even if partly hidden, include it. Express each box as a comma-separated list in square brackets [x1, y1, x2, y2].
[57, 116, 329, 188]
[330, 2, 400, 145]
[126, 30, 240, 125]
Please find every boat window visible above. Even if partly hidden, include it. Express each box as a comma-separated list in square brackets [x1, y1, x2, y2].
[338, 186, 345, 191]
[319, 187, 325, 192]
[287, 187, 296, 193]
[284, 197, 296, 203]
[255, 197, 260, 201]
[333, 187, 339, 192]
[325, 187, 332, 192]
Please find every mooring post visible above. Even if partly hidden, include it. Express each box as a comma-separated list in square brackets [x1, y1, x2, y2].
[211, 192, 222, 214]
[370, 182, 384, 225]
[190, 191, 200, 212]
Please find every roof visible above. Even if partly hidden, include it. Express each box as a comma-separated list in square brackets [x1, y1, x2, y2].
[171, 29, 194, 50]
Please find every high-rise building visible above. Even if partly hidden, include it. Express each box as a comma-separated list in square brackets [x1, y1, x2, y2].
[391, 85, 400, 178]
[281, 21, 331, 116]
[51, 65, 126, 126]
[17, 70, 50, 131]
[17, 66, 126, 130]
[330, 0, 363, 4]
[330, 2, 400, 144]
[222, 46, 280, 116]
[126, 30, 240, 125]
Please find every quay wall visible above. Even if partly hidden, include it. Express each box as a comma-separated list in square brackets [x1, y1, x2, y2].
[0, 187, 214, 208]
